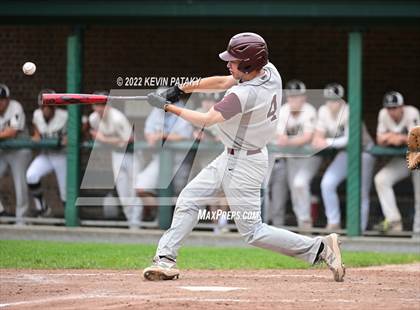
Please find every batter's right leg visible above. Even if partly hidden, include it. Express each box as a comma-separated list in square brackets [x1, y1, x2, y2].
[222, 153, 344, 282]
[223, 154, 323, 265]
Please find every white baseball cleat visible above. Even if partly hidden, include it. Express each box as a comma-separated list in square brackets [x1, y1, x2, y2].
[320, 233, 346, 282]
[143, 256, 180, 281]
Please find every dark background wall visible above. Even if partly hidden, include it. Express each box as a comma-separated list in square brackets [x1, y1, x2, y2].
[1, 25, 419, 134]
[1, 24, 419, 218]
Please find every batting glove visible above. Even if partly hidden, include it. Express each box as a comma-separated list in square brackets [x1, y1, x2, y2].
[159, 85, 185, 103]
[147, 93, 170, 110]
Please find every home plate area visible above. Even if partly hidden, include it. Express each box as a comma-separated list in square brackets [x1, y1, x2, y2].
[1, 265, 419, 309]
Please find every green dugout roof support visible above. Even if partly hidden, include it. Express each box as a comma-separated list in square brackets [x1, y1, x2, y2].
[65, 27, 83, 227]
[1, 1, 420, 21]
[346, 32, 363, 236]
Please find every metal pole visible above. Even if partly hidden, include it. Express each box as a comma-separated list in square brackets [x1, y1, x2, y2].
[346, 31, 363, 236]
[65, 27, 83, 227]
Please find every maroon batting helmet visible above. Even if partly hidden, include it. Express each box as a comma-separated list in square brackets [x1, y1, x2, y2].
[219, 32, 268, 74]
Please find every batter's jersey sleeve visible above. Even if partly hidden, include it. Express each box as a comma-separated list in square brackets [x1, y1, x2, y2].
[213, 93, 242, 120]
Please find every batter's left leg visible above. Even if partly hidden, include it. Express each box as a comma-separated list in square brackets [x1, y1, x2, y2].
[156, 154, 225, 259]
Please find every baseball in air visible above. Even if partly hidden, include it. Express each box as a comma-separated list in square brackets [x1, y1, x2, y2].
[22, 62, 36, 75]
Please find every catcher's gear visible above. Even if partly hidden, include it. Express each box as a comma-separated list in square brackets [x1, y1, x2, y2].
[285, 79, 306, 97]
[219, 32, 268, 73]
[407, 126, 420, 170]
[159, 85, 185, 103]
[383, 91, 404, 108]
[147, 93, 170, 110]
[324, 83, 345, 100]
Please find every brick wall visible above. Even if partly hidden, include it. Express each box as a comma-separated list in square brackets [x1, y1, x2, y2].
[1, 24, 419, 216]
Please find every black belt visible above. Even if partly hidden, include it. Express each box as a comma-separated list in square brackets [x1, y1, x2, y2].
[227, 148, 262, 156]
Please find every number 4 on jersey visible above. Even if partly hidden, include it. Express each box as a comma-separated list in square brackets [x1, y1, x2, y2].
[267, 95, 277, 121]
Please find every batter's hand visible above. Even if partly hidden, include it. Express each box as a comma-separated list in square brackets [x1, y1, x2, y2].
[159, 85, 185, 103]
[147, 93, 170, 110]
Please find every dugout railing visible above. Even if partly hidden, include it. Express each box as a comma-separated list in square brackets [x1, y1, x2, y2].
[0, 138, 412, 237]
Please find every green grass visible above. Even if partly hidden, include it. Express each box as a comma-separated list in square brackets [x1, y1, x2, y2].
[0, 240, 419, 270]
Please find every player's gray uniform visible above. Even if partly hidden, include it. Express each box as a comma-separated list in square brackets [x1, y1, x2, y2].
[318, 104, 375, 230]
[26, 108, 68, 203]
[269, 102, 322, 227]
[89, 107, 142, 228]
[374, 105, 420, 233]
[156, 63, 323, 264]
[136, 105, 193, 194]
[0, 100, 31, 223]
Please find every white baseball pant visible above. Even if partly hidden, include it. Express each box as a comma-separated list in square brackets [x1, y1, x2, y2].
[267, 158, 288, 226]
[26, 152, 67, 201]
[286, 156, 322, 226]
[267, 156, 321, 226]
[112, 151, 143, 228]
[156, 148, 323, 264]
[374, 157, 420, 232]
[321, 150, 376, 230]
[0, 149, 31, 223]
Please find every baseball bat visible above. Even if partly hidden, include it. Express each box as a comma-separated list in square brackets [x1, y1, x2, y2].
[42, 93, 148, 106]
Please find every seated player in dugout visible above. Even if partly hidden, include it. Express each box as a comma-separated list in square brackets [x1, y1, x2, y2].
[26, 89, 68, 217]
[312, 83, 375, 232]
[269, 79, 320, 230]
[89, 97, 143, 229]
[135, 96, 193, 220]
[373, 91, 420, 235]
[142, 32, 345, 283]
[0, 83, 31, 224]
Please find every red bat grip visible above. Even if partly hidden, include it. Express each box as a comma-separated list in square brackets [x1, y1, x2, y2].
[42, 93, 108, 105]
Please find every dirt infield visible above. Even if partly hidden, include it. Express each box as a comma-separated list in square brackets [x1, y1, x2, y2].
[1, 264, 419, 309]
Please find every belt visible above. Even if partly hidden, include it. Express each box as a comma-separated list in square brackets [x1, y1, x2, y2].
[227, 148, 262, 156]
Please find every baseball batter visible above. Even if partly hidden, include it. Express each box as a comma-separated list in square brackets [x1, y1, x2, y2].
[272, 80, 321, 229]
[313, 83, 375, 231]
[89, 103, 142, 229]
[142, 33, 345, 282]
[26, 89, 68, 215]
[374, 91, 420, 233]
[0, 84, 31, 224]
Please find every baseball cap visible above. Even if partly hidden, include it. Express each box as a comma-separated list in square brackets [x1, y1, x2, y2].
[0, 84, 10, 99]
[383, 91, 404, 108]
[324, 83, 345, 100]
[285, 80, 306, 96]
